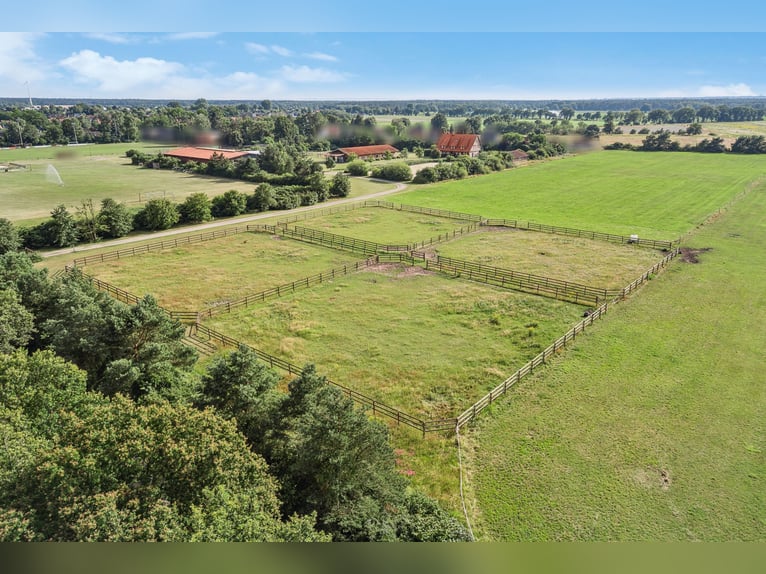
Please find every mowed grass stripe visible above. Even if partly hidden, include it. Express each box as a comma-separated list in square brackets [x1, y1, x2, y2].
[471, 184, 766, 541]
[394, 151, 766, 239]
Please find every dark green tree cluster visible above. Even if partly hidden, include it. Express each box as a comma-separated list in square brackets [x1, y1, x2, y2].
[413, 151, 515, 184]
[605, 133, 766, 154]
[0, 253, 470, 542]
[370, 162, 412, 182]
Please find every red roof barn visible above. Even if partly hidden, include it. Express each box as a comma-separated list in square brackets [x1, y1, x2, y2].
[436, 133, 482, 157]
[162, 147, 250, 163]
[327, 144, 399, 163]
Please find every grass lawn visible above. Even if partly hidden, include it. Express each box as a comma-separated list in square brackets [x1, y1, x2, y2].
[285, 207, 474, 245]
[347, 176, 400, 198]
[434, 228, 664, 290]
[83, 232, 364, 311]
[469, 183, 766, 541]
[1, 148, 257, 225]
[393, 151, 766, 239]
[204, 263, 585, 419]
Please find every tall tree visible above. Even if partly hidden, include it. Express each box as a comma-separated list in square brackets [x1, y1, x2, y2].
[0, 219, 21, 254]
[98, 198, 133, 239]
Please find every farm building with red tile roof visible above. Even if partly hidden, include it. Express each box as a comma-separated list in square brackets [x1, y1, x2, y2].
[162, 147, 252, 163]
[327, 144, 399, 163]
[436, 133, 482, 157]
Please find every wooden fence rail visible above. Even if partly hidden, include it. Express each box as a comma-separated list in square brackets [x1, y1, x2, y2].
[70, 226, 251, 267]
[426, 255, 614, 306]
[195, 257, 380, 319]
[454, 302, 610, 428]
[189, 322, 429, 434]
[482, 218, 674, 250]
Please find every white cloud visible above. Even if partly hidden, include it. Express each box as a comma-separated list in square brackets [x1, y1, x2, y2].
[305, 51, 338, 62]
[0, 33, 47, 85]
[270, 45, 293, 57]
[166, 32, 219, 41]
[83, 33, 136, 45]
[279, 65, 347, 83]
[59, 50, 185, 92]
[246, 42, 271, 55]
[698, 83, 757, 96]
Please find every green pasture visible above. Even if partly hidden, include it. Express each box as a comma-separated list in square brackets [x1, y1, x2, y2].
[205, 264, 585, 419]
[84, 232, 363, 311]
[1, 151, 258, 225]
[284, 207, 472, 245]
[470, 183, 766, 541]
[393, 152, 766, 239]
[434, 228, 664, 290]
[347, 177, 400, 198]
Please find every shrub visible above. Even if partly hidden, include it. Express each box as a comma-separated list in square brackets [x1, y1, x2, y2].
[370, 162, 412, 182]
[248, 184, 276, 212]
[272, 188, 300, 210]
[330, 173, 351, 197]
[345, 161, 369, 176]
[178, 193, 212, 223]
[211, 190, 248, 218]
[134, 199, 180, 231]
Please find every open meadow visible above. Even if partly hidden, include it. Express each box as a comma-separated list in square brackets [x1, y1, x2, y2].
[394, 151, 766, 239]
[433, 228, 664, 290]
[203, 264, 585, 419]
[469, 182, 766, 541]
[278, 206, 473, 245]
[83, 231, 364, 310]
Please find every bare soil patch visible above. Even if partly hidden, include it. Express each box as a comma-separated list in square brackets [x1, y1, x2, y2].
[680, 247, 712, 263]
[362, 262, 434, 278]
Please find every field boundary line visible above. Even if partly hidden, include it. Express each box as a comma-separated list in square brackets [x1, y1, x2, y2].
[68, 226, 251, 267]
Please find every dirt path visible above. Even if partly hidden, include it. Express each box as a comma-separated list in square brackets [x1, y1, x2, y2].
[42, 181, 409, 258]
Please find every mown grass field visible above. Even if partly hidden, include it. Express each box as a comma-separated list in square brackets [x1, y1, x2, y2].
[284, 207, 472, 244]
[83, 232, 364, 310]
[468, 184, 766, 541]
[394, 152, 766, 239]
[2, 143, 398, 226]
[204, 264, 585, 419]
[434, 228, 664, 290]
[0, 147, 257, 225]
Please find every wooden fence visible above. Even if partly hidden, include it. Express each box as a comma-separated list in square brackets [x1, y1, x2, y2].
[195, 257, 380, 319]
[189, 322, 430, 434]
[454, 302, 610, 428]
[69, 226, 251, 267]
[426, 255, 615, 306]
[482, 218, 674, 250]
[371, 200, 485, 223]
[617, 247, 680, 299]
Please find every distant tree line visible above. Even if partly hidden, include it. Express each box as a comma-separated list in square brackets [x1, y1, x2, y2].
[0, 250, 471, 542]
[3, 97, 763, 149]
[605, 133, 766, 154]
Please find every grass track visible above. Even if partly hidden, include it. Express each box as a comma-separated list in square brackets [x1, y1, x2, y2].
[470, 183, 766, 541]
[393, 152, 766, 239]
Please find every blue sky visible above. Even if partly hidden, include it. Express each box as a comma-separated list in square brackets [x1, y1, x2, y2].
[2, 12, 766, 101]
